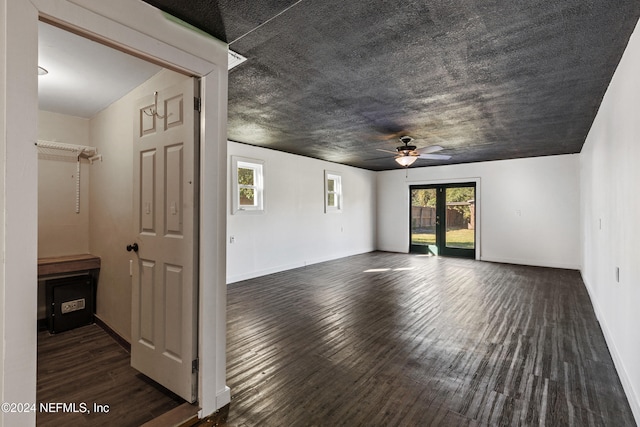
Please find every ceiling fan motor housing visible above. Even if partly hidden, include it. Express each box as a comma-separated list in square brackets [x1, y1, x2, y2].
[397, 136, 417, 154]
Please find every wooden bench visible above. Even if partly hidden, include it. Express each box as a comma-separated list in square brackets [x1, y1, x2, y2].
[38, 253, 101, 277]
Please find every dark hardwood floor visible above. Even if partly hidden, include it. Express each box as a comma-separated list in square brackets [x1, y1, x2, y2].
[37, 323, 184, 426]
[222, 252, 636, 426]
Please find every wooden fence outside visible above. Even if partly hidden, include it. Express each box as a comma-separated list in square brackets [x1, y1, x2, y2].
[411, 202, 475, 230]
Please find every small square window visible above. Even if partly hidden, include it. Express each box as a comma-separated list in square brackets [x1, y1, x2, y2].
[325, 171, 342, 213]
[232, 156, 264, 214]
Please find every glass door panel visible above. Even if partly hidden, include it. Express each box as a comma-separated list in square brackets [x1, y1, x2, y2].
[444, 186, 475, 250]
[410, 188, 437, 254]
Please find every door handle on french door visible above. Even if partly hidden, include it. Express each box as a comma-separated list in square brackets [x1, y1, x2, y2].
[126, 243, 139, 252]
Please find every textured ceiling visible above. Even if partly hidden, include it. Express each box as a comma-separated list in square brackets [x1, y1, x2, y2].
[146, 0, 640, 170]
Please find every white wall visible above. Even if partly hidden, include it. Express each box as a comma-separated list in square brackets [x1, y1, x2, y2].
[377, 155, 581, 270]
[227, 141, 377, 283]
[38, 111, 91, 257]
[580, 19, 640, 422]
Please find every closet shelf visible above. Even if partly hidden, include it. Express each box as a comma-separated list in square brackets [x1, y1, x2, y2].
[36, 140, 98, 158]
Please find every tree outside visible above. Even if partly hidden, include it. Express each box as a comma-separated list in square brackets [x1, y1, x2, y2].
[238, 167, 255, 206]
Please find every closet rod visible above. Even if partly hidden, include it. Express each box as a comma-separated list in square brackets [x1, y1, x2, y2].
[36, 140, 98, 156]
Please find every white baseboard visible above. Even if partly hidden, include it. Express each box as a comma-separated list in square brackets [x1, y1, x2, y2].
[216, 385, 231, 408]
[481, 256, 580, 270]
[581, 272, 640, 425]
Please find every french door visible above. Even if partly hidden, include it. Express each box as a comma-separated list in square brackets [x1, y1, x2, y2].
[410, 183, 476, 258]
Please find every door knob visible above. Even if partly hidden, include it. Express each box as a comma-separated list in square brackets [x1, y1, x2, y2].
[126, 243, 139, 252]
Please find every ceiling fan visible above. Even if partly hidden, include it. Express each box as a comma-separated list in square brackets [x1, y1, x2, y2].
[377, 136, 451, 167]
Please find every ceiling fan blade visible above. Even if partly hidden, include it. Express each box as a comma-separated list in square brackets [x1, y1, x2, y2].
[417, 145, 444, 154]
[418, 154, 452, 160]
[376, 148, 399, 154]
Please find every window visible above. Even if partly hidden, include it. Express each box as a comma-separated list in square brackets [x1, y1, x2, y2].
[325, 171, 342, 212]
[232, 156, 264, 214]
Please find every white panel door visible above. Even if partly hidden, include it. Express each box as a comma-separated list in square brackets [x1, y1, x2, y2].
[131, 78, 198, 402]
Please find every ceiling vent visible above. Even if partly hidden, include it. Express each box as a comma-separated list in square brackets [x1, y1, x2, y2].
[228, 49, 247, 70]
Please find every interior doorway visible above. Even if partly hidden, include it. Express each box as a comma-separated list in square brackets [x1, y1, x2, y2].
[410, 183, 476, 258]
[3, 2, 229, 422]
[37, 19, 197, 424]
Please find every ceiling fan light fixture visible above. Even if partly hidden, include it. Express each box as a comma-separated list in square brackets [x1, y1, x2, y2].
[395, 155, 418, 167]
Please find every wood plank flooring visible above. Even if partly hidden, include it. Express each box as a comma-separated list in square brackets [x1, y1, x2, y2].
[222, 252, 636, 426]
[37, 324, 184, 426]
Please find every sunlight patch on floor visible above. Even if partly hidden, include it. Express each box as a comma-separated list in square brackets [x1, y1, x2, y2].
[363, 267, 416, 273]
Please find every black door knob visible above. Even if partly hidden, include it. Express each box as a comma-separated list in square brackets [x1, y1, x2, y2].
[126, 243, 139, 252]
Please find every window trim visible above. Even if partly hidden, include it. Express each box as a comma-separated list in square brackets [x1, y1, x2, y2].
[324, 170, 342, 213]
[232, 156, 264, 214]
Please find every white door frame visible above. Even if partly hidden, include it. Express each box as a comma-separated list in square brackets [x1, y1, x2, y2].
[0, 1, 229, 424]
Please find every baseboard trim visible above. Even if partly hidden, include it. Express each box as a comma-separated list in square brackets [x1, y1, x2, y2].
[216, 386, 231, 408]
[94, 315, 131, 353]
[481, 256, 580, 271]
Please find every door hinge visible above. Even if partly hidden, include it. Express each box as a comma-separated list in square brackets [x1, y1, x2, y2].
[192, 358, 199, 373]
[194, 97, 201, 112]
